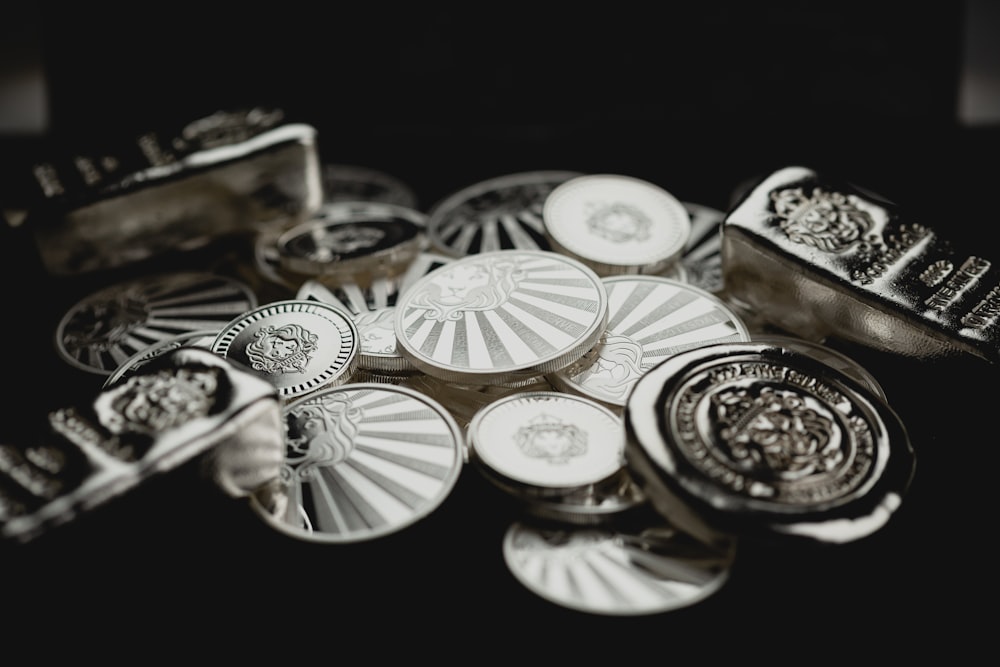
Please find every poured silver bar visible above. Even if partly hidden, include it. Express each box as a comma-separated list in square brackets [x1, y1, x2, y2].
[0, 347, 283, 543]
[722, 165, 1000, 364]
[17, 107, 323, 275]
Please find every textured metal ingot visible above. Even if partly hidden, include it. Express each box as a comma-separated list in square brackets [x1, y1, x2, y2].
[0, 347, 283, 543]
[722, 165, 1000, 364]
[19, 107, 323, 276]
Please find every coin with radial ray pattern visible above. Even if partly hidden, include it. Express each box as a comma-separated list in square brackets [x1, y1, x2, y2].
[211, 300, 359, 401]
[250, 383, 464, 543]
[426, 170, 583, 257]
[394, 249, 608, 386]
[503, 519, 736, 616]
[55, 271, 258, 375]
[548, 275, 751, 410]
[103, 329, 219, 388]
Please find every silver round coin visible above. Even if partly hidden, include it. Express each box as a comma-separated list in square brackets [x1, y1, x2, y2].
[680, 201, 725, 294]
[503, 519, 736, 616]
[542, 173, 692, 277]
[211, 300, 360, 401]
[250, 383, 464, 543]
[425, 170, 583, 257]
[394, 249, 609, 386]
[321, 163, 419, 209]
[549, 275, 751, 410]
[467, 391, 625, 499]
[624, 341, 916, 544]
[55, 271, 258, 375]
[103, 329, 218, 388]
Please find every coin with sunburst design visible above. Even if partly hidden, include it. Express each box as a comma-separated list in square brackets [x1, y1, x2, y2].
[250, 383, 464, 543]
[55, 272, 257, 375]
[394, 249, 608, 386]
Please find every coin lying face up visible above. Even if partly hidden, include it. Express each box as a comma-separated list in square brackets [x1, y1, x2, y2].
[542, 173, 692, 277]
[394, 249, 609, 387]
[211, 300, 360, 402]
[624, 341, 916, 545]
[250, 383, 465, 543]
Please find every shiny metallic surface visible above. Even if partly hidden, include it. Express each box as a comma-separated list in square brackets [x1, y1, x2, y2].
[321, 163, 419, 209]
[503, 518, 736, 616]
[722, 165, 1000, 364]
[680, 201, 725, 294]
[103, 329, 219, 388]
[624, 341, 916, 544]
[394, 249, 609, 386]
[426, 170, 582, 256]
[250, 383, 464, 543]
[549, 275, 751, 410]
[211, 300, 360, 401]
[1, 347, 283, 543]
[543, 174, 691, 277]
[55, 271, 258, 376]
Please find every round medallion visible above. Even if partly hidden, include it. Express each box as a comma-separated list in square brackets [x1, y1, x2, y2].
[425, 170, 582, 257]
[549, 275, 751, 410]
[210, 300, 359, 401]
[103, 329, 218, 388]
[542, 173, 691, 276]
[55, 271, 257, 375]
[624, 341, 916, 544]
[503, 519, 736, 616]
[251, 383, 464, 543]
[394, 249, 609, 386]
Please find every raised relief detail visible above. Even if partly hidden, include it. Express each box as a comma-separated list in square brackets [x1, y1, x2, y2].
[247, 324, 318, 374]
[515, 413, 587, 464]
[920, 260, 954, 287]
[284, 393, 362, 479]
[408, 256, 526, 322]
[771, 186, 872, 252]
[586, 202, 652, 243]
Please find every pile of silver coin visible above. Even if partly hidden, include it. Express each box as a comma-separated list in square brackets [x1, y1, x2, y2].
[6, 107, 950, 617]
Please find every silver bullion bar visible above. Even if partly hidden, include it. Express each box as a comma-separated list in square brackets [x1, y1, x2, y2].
[0, 347, 284, 543]
[722, 165, 1000, 364]
[16, 107, 323, 276]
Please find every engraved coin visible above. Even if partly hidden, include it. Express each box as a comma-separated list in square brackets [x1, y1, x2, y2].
[468, 391, 625, 498]
[680, 201, 725, 294]
[394, 249, 609, 386]
[103, 329, 218, 388]
[55, 271, 258, 375]
[322, 163, 419, 209]
[548, 275, 751, 410]
[211, 300, 359, 401]
[250, 383, 464, 543]
[542, 173, 691, 276]
[503, 519, 736, 616]
[749, 333, 887, 400]
[624, 341, 917, 544]
[276, 201, 426, 282]
[426, 170, 582, 257]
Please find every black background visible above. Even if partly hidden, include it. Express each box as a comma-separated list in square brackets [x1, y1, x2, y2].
[0, 3, 994, 661]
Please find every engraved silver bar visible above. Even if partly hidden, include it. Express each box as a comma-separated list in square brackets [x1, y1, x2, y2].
[722, 165, 1000, 364]
[0, 347, 284, 543]
[15, 107, 323, 276]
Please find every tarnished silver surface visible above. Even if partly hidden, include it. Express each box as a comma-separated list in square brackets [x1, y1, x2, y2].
[468, 391, 625, 498]
[503, 519, 736, 616]
[542, 174, 691, 277]
[24, 108, 322, 276]
[395, 249, 609, 386]
[55, 271, 258, 375]
[0, 347, 283, 543]
[211, 300, 360, 401]
[276, 201, 426, 283]
[722, 165, 1000, 364]
[624, 341, 916, 544]
[549, 275, 750, 411]
[250, 383, 464, 543]
[426, 170, 582, 256]
[322, 163, 419, 209]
